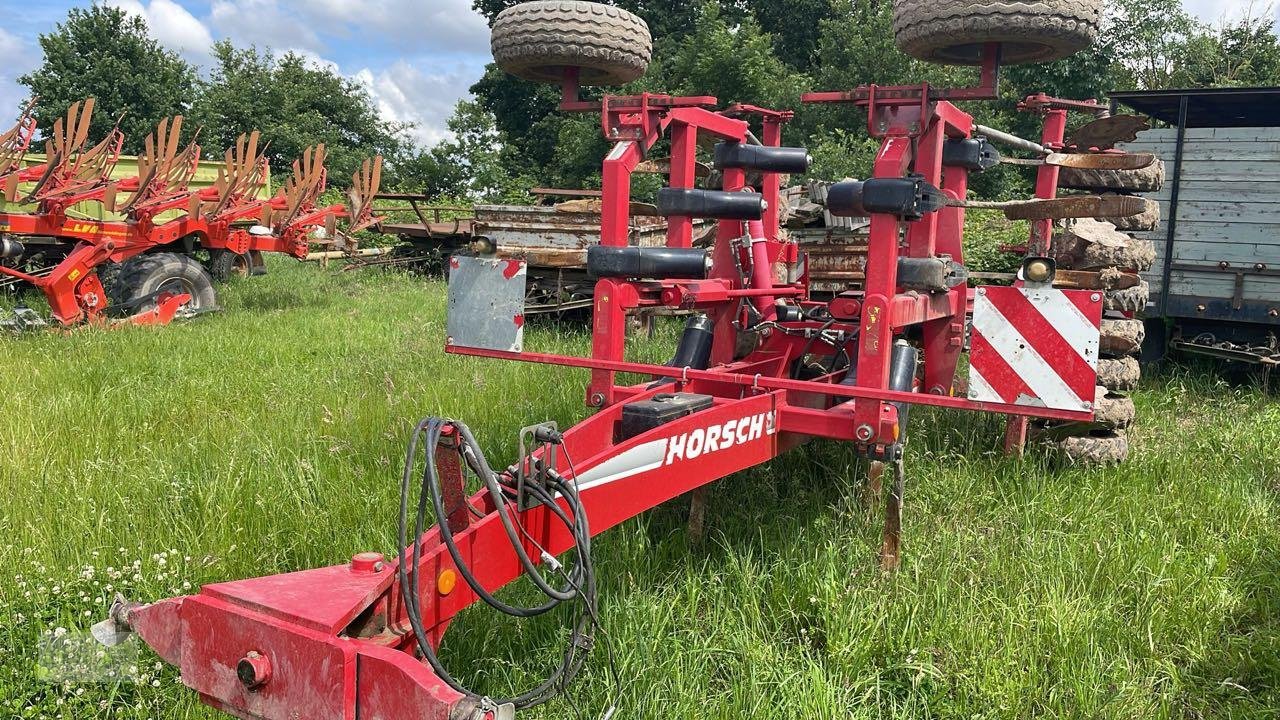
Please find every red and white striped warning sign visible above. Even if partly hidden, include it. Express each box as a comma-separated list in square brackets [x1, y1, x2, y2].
[967, 286, 1103, 412]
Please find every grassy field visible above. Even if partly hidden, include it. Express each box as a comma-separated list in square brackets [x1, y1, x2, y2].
[2, 260, 1279, 719]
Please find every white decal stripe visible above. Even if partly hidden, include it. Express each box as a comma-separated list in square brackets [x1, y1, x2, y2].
[966, 366, 1003, 404]
[572, 438, 668, 492]
[1028, 287, 1100, 369]
[973, 296, 1087, 410]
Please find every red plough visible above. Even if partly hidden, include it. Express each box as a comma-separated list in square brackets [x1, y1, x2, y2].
[0, 100, 383, 328]
[97, 1, 1148, 718]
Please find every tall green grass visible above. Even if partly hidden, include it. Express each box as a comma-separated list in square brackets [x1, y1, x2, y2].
[1, 261, 1277, 719]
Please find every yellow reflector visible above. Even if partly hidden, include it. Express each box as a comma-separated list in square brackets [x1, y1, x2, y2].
[438, 569, 458, 596]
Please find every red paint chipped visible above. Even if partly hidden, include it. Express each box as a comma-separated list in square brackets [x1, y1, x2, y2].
[449, 258, 460, 269]
[502, 260, 522, 279]
[513, 314, 525, 328]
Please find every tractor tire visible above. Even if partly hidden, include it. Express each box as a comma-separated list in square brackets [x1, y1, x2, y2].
[1096, 356, 1140, 391]
[1093, 386, 1136, 430]
[207, 249, 253, 282]
[1104, 194, 1160, 231]
[108, 252, 217, 315]
[1053, 219, 1155, 272]
[1105, 279, 1150, 313]
[891, 0, 1103, 65]
[1053, 429, 1129, 465]
[1100, 318, 1144, 357]
[491, 2, 652, 86]
[1059, 159, 1165, 193]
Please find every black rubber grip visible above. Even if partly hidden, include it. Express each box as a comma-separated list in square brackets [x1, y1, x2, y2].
[826, 177, 945, 220]
[587, 245, 709, 280]
[713, 143, 811, 174]
[656, 188, 765, 220]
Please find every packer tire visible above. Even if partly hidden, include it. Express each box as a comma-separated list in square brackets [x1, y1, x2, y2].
[1093, 386, 1136, 430]
[1052, 429, 1129, 465]
[1101, 318, 1144, 357]
[1060, 159, 1165, 193]
[1097, 356, 1140, 391]
[207, 249, 253, 282]
[1105, 279, 1150, 313]
[1052, 219, 1156, 272]
[892, 0, 1103, 65]
[491, 1, 652, 86]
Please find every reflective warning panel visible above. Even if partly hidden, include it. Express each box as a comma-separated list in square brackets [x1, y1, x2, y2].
[968, 286, 1103, 413]
[446, 256, 526, 353]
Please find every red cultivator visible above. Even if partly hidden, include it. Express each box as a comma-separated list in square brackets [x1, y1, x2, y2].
[97, 1, 1152, 718]
[0, 99, 382, 328]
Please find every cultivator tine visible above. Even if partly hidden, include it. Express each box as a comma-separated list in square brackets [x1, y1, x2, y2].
[879, 458, 906, 572]
[345, 155, 383, 233]
[955, 194, 1155, 221]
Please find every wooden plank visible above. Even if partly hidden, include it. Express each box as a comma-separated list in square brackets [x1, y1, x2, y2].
[1131, 127, 1280, 143]
[1168, 271, 1280, 302]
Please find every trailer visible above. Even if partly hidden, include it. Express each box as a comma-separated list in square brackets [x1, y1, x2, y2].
[1110, 87, 1280, 368]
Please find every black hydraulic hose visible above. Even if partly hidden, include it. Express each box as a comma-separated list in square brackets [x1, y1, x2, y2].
[397, 418, 600, 709]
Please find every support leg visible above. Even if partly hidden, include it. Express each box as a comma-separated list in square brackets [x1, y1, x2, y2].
[687, 486, 710, 546]
[880, 458, 905, 571]
[1003, 416, 1028, 457]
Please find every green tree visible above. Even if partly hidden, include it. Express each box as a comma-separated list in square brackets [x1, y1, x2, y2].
[1175, 12, 1280, 87]
[18, 6, 196, 155]
[427, 100, 532, 202]
[192, 41, 405, 185]
[1106, 0, 1201, 89]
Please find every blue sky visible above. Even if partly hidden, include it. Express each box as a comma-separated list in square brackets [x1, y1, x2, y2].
[0, 0, 1265, 150]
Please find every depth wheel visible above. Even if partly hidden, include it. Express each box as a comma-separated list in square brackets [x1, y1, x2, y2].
[108, 252, 217, 315]
[207, 249, 253, 282]
[891, 0, 1103, 65]
[1060, 160, 1165, 193]
[491, 1, 652, 85]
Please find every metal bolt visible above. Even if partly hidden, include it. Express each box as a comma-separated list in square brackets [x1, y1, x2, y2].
[855, 424, 874, 442]
[351, 552, 385, 574]
[1197, 304, 1207, 313]
[588, 393, 606, 408]
[1090, 293, 1102, 303]
[977, 288, 987, 296]
[1270, 308, 1278, 318]
[1257, 263, 1268, 271]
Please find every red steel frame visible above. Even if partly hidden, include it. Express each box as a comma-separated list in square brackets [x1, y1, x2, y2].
[120, 61, 1103, 720]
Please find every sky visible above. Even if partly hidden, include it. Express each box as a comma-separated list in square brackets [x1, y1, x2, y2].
[0, 0, 1269, 151]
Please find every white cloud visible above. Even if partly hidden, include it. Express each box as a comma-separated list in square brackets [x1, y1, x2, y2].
[302, 0, 489, 55]
[0, 28, 38, 120]
[104, 0, 216, 66]
[207, 0, 324, 56]
[1183, 0, 1279, 24]
[354, 60, 481, 147]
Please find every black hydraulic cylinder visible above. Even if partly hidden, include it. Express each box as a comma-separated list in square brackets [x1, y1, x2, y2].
[713, 142, 811, 174]
[0, 237, 24, 259]
[656, 188, 766, 220]
[587, 245, 709, 280]
[826, 177, 945, 220]
[668, 315, 715, 370]
[942, 137, 1001, 172]
[888, 339, 919, 432]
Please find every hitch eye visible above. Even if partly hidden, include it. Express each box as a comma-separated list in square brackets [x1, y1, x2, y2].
[1022, 257, 1055, 284]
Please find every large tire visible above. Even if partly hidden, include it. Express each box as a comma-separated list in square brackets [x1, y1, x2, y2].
[1097, 356, 1140, 391]
[1052, 429, 1129, 465]
[207, 249, 252, 282]
[1101, 318, 1144, 357]
[1105, 279, 1150, 313]
[1093, 386, 1136, 430]
[1053, 219, 1156, 272]
[1060, 159, 1165, 193]
[107, 252, 217, 316]
[491, 2, 652, 86]
[892, 0, 1103, 65]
